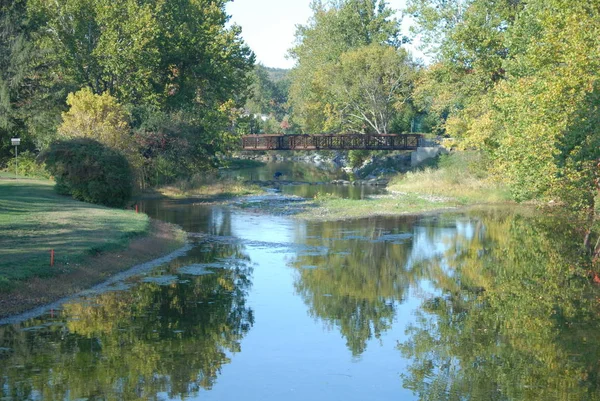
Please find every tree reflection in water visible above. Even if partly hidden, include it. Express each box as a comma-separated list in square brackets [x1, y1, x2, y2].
[291, 215, 423, 356]
[0, 240, 253, 401]
[399, 209, 600, 401]
[291, 208, 600, 399]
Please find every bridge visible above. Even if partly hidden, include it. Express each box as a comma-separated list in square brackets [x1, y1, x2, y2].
[241, 133, 422, 151]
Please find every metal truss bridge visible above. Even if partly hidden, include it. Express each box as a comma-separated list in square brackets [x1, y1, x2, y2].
[241, 133, 422, 151]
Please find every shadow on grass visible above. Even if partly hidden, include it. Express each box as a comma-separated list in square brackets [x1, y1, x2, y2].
[0, 180, 148, 290]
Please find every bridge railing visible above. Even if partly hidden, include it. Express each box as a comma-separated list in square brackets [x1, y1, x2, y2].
[241, 133, 422, 151]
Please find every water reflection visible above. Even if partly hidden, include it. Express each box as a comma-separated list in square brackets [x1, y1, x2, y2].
[222, 161, 385, 199]
[223, 161, 349, 183]
[3, 200, 600, 400]
[399, 208, 600, 401]
[0, 239, 253, 400]
[290, 216, 420, 355]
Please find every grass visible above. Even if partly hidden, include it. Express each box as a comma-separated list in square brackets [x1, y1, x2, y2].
[153, 174, 264, 200]
[295, 152, 512, 221]
[295, 192, 458, 220]
[0, 179, 153, 291]
[388, 152, 511, 204]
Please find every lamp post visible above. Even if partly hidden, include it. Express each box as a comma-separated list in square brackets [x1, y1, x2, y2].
[11, 137, 20, 179]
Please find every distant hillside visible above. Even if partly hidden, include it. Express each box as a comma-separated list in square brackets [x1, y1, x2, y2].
[264, 67, 290, 83]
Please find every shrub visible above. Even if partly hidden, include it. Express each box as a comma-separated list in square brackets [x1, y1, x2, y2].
[40, 138, 133, 207]
[4, 150, 50, 178]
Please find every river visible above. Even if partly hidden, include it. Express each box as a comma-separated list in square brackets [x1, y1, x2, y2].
[1, 164, 600, 401]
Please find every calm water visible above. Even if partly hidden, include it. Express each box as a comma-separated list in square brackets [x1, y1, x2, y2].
[223, 161, 386, 199]
[2, 199, 600, 400]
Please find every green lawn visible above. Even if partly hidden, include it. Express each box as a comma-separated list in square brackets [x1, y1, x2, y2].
[295, 192, 459, 221]
[0, 179, 149, 290]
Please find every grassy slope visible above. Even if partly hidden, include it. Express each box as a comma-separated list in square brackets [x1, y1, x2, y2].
[0, 179, 150, 290]
[295, 152, 513, 221]
[387, 163, 510, 204]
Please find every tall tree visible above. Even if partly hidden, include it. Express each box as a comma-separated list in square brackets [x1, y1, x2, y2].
[408, 0, 600, 213]
[326, 44, 416, 134]
[21, 0, 255, 182]
[288, 0, 403, 133]
[0, 0, 52, 160]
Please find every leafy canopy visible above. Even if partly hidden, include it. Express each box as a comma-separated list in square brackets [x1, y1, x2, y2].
[288, 0, 407, 133]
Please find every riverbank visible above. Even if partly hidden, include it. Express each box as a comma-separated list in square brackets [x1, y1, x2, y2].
[288, 152, 513, 220]
[0, 179, 187, 317]
[142, 176, 264, 201]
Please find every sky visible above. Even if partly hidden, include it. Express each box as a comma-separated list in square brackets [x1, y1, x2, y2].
[225, 0, 424, 69]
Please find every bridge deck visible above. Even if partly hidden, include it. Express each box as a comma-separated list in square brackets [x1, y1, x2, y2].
[241, 134, 422, 151]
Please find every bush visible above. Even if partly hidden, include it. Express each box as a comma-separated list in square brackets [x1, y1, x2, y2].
[40, 138, 133, 207]
[4, 150, 51, 178]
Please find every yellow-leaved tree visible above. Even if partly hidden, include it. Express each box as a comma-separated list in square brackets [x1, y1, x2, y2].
[59, 87, 130, 148]
[58, 87, 143, 180]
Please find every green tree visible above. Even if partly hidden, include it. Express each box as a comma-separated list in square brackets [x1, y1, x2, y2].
[485, 1, 600, 210]
[245, 64, 289, 120]
[288, 0, 402, 133]
[407, 0, 600, 215]
[0, 0, 56, 162]
[327, 44, 416, 134]
[24, 0, 255, 183]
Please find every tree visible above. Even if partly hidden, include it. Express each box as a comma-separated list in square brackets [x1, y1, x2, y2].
[245, 64, 289, 121]
[58, 88, 131, 150]
[469, 1, 600, 209]
[288, 0, 403, 133]
[0, 0, 54, 162]
[57, 87, 145, 183]
[23, 0, 255, 184]
[407, 0, 600, 214]
[327, 44, 416, 134]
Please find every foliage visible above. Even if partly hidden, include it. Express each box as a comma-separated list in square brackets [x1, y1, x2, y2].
[27, 0, 254, 110]
[326, 44, 416, 134]
[406, 0, 600, 212]
[482, 1, 600, 208]
[245, 64, 289, 120]
[3, 150, 50, 178]
[134, 107, 239, 186]
[41, 138, 133, 207]
[239, 65, 296, 135]
[0, 0, 58, 164]
[288, 0, 404, 133]
[1, 0, 254, 185]
[59, 88, 131, 149]
[348, 149, 370, 168]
